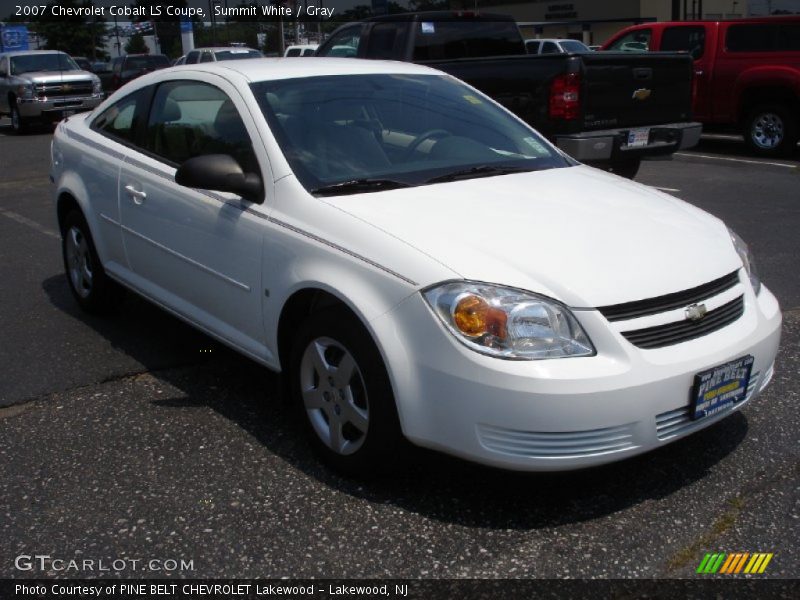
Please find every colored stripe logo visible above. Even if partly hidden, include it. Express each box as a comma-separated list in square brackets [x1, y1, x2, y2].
[697, 552, 774, 574]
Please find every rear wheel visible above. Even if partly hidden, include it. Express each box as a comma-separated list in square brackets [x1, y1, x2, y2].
[289, 308, 407, 477]
[61, 210, 122, 313]
[743, 103, 798, 157]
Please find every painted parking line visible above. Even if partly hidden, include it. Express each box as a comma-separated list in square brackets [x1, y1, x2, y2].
[0, 207, 60, 239]
[675, 152, 797, 169]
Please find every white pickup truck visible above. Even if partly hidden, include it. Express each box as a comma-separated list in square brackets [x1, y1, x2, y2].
[0, 50, 103, 133]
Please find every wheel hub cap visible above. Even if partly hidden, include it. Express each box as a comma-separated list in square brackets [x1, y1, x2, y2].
[299, 337, 369, 456]
[65, 226, 93, 298]
[752, 113, 784, 149]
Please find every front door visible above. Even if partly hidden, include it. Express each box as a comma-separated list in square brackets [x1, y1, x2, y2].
[118, 77, 271, 362]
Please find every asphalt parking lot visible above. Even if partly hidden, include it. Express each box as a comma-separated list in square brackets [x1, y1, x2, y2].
[0, 120, 798, 579]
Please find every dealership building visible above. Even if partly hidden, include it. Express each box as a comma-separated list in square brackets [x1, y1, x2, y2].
[450, 0, 799, 45]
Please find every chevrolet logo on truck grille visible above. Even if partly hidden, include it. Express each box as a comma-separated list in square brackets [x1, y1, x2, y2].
[632, 88, 652, 101]
[62, 84, 72, 93]
[686, 303, 708, 321]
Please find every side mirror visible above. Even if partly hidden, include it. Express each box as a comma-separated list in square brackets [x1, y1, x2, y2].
[175, 154, 263, 204]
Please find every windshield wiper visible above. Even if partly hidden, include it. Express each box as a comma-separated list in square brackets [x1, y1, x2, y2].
[311, 178, 413, 196]
[426, 165, 529, 184]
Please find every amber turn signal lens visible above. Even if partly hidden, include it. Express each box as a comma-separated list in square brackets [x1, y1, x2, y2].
[453, 295, 508, 339]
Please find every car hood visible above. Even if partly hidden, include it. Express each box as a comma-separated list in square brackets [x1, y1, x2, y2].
[18, 70, 95, 83]
[323, 165, 742, 308]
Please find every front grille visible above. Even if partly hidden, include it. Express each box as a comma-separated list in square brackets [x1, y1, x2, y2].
[655, 370, 761, 440]
[477, 423, 636, 458]
[35, 82, 93, 98]
[621, 296, 744, 349]
[598, 271, 740, 322]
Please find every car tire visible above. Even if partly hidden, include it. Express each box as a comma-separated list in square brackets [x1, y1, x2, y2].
[61, 210, 123, 313]
[289, 307, 407, 477]
[9, 100, 27, 135]
[743, 103, 798, 157]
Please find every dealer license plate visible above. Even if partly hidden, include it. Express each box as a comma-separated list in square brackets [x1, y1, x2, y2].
[691, 355, 754, 421]
[626, 128, 650, 148]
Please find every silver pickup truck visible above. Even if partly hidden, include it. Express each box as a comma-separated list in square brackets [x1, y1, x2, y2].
[0, 50, 103, 133]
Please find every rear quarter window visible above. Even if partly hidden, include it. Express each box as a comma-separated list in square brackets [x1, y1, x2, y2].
[726, 23, 800, 52]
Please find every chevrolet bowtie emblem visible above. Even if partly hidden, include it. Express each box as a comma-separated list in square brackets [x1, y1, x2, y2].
[632, 88, 651, 101]
[686, 303, 708, 321]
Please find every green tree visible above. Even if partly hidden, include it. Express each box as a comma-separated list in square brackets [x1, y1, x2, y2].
[34, 0, 108, 59]
[124, 32, 149, 54]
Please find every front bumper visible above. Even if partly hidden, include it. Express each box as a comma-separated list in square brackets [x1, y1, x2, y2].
[17, 95, 102, 120]
[556, 122, 702, 162]
[371, 280, 781, 471]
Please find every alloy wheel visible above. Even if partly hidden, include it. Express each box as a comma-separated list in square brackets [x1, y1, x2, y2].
[299, 336, 369, 455]
[65, 225, 93, 298]
[751, 112, 784, 150]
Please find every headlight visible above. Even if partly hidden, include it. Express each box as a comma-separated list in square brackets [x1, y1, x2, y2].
[728, 228, 761, 295]
[92, 78, 102, 95]
[17, 83, 34, 100]
[424, 282, 595, 360]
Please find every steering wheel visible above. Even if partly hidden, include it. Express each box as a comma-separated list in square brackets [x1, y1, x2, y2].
[402, 129, 450, 161]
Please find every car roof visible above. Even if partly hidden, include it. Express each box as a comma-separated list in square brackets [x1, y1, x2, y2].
[195, 47, 260, 52]
[1, 50, 66, 58]
[170, 57, 442, 82]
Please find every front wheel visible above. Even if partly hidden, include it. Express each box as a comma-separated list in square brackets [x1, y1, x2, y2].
[743, 104, 798, 157]
[289, 308, 407, 477]
[9, 101, 28, 134]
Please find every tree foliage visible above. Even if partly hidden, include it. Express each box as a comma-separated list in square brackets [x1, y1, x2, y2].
[124, 32, 149, 54]
[32, 0, 108, 59]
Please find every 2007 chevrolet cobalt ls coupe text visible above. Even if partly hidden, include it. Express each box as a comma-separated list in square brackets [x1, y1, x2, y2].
[51, 59, 781, 475]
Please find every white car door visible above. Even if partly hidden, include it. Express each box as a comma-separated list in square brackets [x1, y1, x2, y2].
[118, 76, 272, 363]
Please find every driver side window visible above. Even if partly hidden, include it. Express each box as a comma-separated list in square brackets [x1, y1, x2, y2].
[144, 80, 258, 175]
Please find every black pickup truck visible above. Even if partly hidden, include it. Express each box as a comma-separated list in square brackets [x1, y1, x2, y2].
[316, 12, 702, 178]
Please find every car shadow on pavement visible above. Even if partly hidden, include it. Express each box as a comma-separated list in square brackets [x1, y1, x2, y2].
[42, 273, 749, 531]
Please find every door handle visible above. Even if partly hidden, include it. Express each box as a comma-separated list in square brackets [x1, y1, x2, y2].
[125, 185, 147, 204]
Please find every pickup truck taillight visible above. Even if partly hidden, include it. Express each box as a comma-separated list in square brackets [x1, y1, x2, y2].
[549, 73, 581, 120]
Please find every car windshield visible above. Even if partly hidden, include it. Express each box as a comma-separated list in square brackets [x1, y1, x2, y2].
[560, 40, 591, 53]
[125, 55, 170, 71]
[214, 49, 262, 61]
[10, 53, 80, 74]
[252, 74, 570, 194]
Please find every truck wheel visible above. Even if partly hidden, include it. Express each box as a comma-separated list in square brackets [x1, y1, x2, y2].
[61, 210, 123, 313]
[289, 307, 407, 477]
[9, 101, 28, 135]
[744, 104, 798, 157]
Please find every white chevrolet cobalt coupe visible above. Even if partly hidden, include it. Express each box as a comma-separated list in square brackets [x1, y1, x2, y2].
[51, 59, 781, 475]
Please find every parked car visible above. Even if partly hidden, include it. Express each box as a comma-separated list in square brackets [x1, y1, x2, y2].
[316, 12, 701, 179]
[50, 59, 780, 475]
[525, 38, 591, 54]
[71, 56, 92, 71]
[184, 47, 262, 64]
[602, 17, 800, 156]
[0, 50, 103, 133]
[90, 61, 114, 94]
[285, 44, 318, 57]
[110, 54, 170, 91]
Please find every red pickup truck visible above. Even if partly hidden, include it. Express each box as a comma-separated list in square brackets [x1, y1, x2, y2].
[602, 17, 800, 157]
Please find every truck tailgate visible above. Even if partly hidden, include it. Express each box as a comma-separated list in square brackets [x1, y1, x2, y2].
[581, 52, 694, 130]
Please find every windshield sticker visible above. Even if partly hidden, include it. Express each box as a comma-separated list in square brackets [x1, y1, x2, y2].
[524, 137, 548, 153]
[421, 22, 435, 34]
